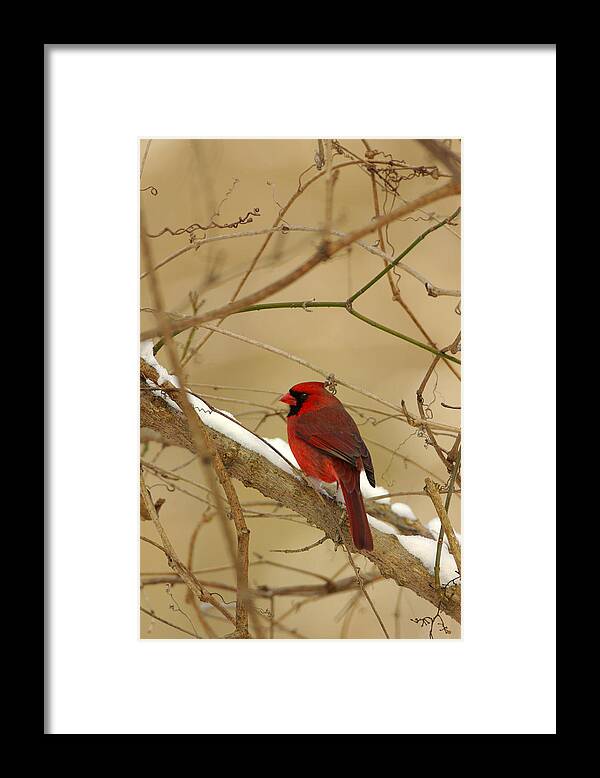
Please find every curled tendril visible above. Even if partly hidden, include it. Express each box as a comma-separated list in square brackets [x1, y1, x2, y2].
[146, 208, 260, 239]
[266, 181, 284, 214]
[333, 141, 443, 195]
[212, 178, 240, 218]
[141, 186, 158, 196]
[209, 590, 236, 607]
[297, 164, 316, 191]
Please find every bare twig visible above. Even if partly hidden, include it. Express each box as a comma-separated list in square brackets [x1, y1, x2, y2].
[140, 606, 201, 639]
[141, 179, 460, 341]
[345, 549, 390, 639]
[419, 139, 461, 179]
[140, 139, 152, 181]
[416, 331, 462, 476]
[141, 217, 260, 638]
[196, 324, 460, 433]
[140, 366, 461, 622]
[432, 448, 462, 590]
[425, 477, 461, 576]
[347, 207, 461, 305]
[141, 223, 460, 300]
[140, 471, 235, 624]
[270, 536, 329, 554]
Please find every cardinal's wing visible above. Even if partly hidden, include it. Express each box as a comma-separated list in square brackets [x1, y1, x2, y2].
[295, 406, 376, 487]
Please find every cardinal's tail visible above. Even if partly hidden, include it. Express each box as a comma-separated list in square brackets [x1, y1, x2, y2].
[338, 471, 374, 551]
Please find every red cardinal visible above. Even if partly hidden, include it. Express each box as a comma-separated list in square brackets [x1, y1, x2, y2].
[280, 381, 376, 550]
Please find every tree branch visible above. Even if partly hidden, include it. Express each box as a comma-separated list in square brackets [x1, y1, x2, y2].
[196, 323, 460, 434]
[140, 360, 461, 623]
[140, 471, 235, 625]
[425, 477, 461, 577]
[140, 179, 460, 342]
[141, 215, 259, 638]
[347, 207, 461, 304]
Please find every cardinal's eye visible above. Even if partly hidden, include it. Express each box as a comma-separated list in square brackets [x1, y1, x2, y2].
[300, 393, 309, 400]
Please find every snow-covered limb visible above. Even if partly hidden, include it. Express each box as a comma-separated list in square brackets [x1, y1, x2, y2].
[366, 516, 459, 587]
[140, 351, 461, 621]
[141, 341, 426, 529]
[427, 517, 462, 546]
[141, 342, 297, 476]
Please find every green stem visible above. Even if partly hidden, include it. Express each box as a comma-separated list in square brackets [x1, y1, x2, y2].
[154, 299, 462, 365]
[153, 303, 344, 353]
[348, 309, 461, 364]
[237, 300, 345, 313]
[238, 302, 460, 363]
[347, 206, 461, 304]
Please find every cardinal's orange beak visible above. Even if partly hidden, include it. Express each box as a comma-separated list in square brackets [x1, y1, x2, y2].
[279, 392, 296, 406]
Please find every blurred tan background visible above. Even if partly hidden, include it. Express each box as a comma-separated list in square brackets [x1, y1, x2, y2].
[140, 139, 461, 639]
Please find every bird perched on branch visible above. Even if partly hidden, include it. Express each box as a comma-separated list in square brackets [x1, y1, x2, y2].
[280, 381, 376, 550]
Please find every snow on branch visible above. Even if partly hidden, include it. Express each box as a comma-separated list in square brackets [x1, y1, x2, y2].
[140, 350, 461, 623]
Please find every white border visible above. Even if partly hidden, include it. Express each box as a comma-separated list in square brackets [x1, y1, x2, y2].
[48, 45, 556, 734]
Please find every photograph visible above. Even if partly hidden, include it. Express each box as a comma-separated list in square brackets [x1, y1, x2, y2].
[139, 138, 462, 639]
[47, 44, 555, 735]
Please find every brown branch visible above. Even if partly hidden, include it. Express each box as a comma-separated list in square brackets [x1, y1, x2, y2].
[183, 517, 218, 638]
[418, 139, 461, 179]
[366, 165, 460, 382]
[391, 287, 461, 380]
[140, 606, 201, 639]
[141, 179, 460, 342]
[140, 471, 235, 625]
[142, 572, 380, 600]
[142, 360, 434, 539]
[197, 324, 459, 435]
[139, 160, 375, 282]
[432, 447, 462, 591]
[424, 478, 461, 576]
[322, 139, 336, 250]
[140, 361, 461, 623]
[140, 139, 152, 181]
[416, 331, 462, 480]
[344, 548, 390, 638]
[141, 218, 260, 638]
[141, 224, 460, 300]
